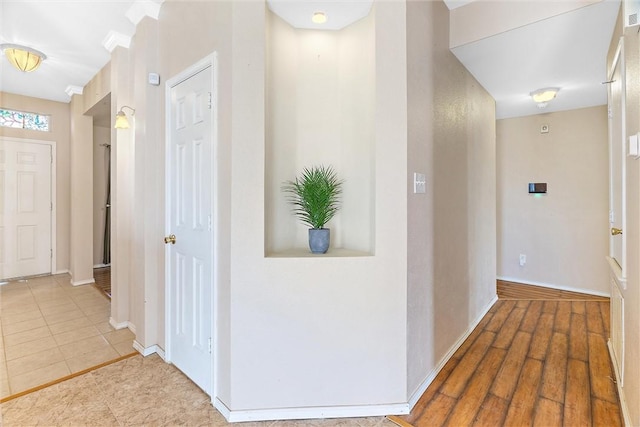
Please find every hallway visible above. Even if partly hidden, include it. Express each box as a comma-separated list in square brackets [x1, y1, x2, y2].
[0, 273, 134, 399]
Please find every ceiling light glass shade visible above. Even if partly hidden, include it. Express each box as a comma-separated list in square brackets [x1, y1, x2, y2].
[114, 111, 130, 129]
[1, 44, 46, 72]
[530, 88, 559, 104]
[312, 12, 327, 24]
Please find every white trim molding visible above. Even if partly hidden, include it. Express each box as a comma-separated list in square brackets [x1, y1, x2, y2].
[214, 398, 409, 423]
[65, 85, 83, 97]
[102, 31, 132, 52]
[109, 318, 131, 330]
[70, 278, 95, 286]
[126, 0, 164, 25]
[608, 340, 632, 426]
[133, 341, 166, 359]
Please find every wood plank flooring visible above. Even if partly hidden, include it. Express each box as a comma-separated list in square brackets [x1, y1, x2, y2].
[389, 285, 621, 427]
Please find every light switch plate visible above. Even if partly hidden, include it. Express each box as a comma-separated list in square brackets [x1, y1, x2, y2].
[629, 133, 640, 159]
[148, 72, 160, 86]
[414, 173, 426, 194]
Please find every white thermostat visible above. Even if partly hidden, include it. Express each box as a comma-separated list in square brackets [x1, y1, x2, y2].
[148, 73, 160, 86]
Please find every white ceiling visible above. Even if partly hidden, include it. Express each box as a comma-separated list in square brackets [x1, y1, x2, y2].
[447, 0, 621, 119]
[0, 1, 137, 104]
[0, 0, 622, 120]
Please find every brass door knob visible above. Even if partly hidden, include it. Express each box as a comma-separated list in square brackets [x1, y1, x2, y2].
[611, 228, 623, 236]
[164, 234, 176, 244]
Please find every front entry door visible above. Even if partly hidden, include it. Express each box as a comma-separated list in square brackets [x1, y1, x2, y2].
[166, 63, 214, 395]
[0, 138, 52, 280]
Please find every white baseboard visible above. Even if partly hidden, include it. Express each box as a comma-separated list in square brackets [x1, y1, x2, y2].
[407, 295, 498, 409]
[608, 340, 632, 426]
[497, 276, 610, 298]
[214, 397, 409, 423]
[71, 278, 96, 286]
[109, 318, 130, 330]
[133, 341, 166, 359]
[54, 269, 70, 275]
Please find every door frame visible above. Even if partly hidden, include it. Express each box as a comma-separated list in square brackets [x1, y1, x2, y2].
[607, 37, 627, 283]
[1, 136, 57, 277]
[164, 52, 219, 398]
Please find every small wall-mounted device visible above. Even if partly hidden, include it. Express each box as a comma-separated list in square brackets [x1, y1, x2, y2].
[528, 183, 547, 194]
[540, 124, 549, 134]
[148, 72, 160, 86]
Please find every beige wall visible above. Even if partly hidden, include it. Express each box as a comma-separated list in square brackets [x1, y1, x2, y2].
[0, 92, 71, 273]
[406, 0, 497, 398]
[497, 106, 609, 295]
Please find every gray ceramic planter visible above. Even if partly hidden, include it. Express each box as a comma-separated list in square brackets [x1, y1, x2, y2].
[308, 228, 330, 254]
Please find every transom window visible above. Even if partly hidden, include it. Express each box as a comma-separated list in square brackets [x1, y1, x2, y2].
[0, 108, 50, 132]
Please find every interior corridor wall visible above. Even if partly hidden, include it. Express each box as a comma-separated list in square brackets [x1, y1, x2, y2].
[497, 106, 609, 295]
[406, 0, 497, 397]
[0, 92, 71, 273]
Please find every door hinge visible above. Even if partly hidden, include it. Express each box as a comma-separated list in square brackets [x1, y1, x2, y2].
[50, 249, 53, 259]
[208, 92, 212, 110]
[208, 215, 212, 231]
[208, 337, 212, 353]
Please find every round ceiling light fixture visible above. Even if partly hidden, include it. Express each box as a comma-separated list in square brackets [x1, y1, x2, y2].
[0, 43, 47, 73]
[312, 11, 327, 24]
[530, 87, 560, 108]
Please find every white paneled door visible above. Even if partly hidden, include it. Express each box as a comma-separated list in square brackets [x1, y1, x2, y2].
[0, 139, 52, 280]
[166, 63, 214, 395]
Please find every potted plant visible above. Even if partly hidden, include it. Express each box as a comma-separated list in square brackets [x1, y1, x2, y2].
[282, 165, 343, 254]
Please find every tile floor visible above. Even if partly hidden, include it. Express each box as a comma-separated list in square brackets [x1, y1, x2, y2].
[0, 353, 395, 426]
[0, 273, 135, 399]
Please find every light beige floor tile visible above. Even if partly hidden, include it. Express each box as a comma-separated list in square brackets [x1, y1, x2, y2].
[39, 301, 80, 316]
[112, 339, 135, 356]
[103, 328, 135, 345]
[0, 309, 42, 326]
[31, 288, 71, 302]
[0, 302, 39, 316]
[87, 311, 111, 324]
[59, 335, 112, 359]
[6, 347, 66, 377]
[4, 335, 58, 361]
[2, 316, 46, 335]
[95, 321, 114, 334]
[43, 308, 86, 325]
[80, 303, 111, 316]
[0, 281, 30, 292]
[53, 325, 101, 346]
[8, 360, 70, 394]
[4, 325, 52, 347]
[66, 346, 120, 373]
[0, 360, 7, 381]
[34, 295, 75, 310]
[47, 315, 94, 335]
[0, 376, 9, 399]
[0, 290, 34, 304]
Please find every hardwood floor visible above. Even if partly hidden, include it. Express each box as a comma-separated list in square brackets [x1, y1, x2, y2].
[389, 288, 621, 427]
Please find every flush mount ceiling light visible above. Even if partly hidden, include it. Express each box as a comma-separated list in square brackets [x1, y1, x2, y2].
[312, 11, 327, 24]
[530, 87, 560, 108]
[114, 105, 135, 129]
[0, 43, 47, 72]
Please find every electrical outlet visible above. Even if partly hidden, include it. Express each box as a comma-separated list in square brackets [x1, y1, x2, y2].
[519, 254, 526, 266]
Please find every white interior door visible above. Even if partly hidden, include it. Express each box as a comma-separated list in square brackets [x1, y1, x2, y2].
[166, 63, 214, 395]
[0, 138, 52, 280]
[609, 42, 625, 275]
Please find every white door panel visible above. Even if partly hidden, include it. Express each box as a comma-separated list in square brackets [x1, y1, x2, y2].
[166, 64, 214, 395]
[0, 139, 52, 279]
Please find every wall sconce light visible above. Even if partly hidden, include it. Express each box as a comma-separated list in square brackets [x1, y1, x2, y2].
[0, 43, 47, 72]
[530, 87, 560, 108]
[114, 105, 135, 129]
[312, 12, 327, 24]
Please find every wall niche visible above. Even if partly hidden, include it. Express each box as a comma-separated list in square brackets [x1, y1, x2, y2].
[265, 8, 376, 257]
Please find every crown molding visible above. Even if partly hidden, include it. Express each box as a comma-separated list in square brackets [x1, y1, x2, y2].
[126, 0, 164, 26]
[102, 31, 132, 52]
[65, 85, 84, 97]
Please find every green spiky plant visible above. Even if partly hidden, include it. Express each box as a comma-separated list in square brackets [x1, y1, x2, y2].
[282, 165, 343, 229]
